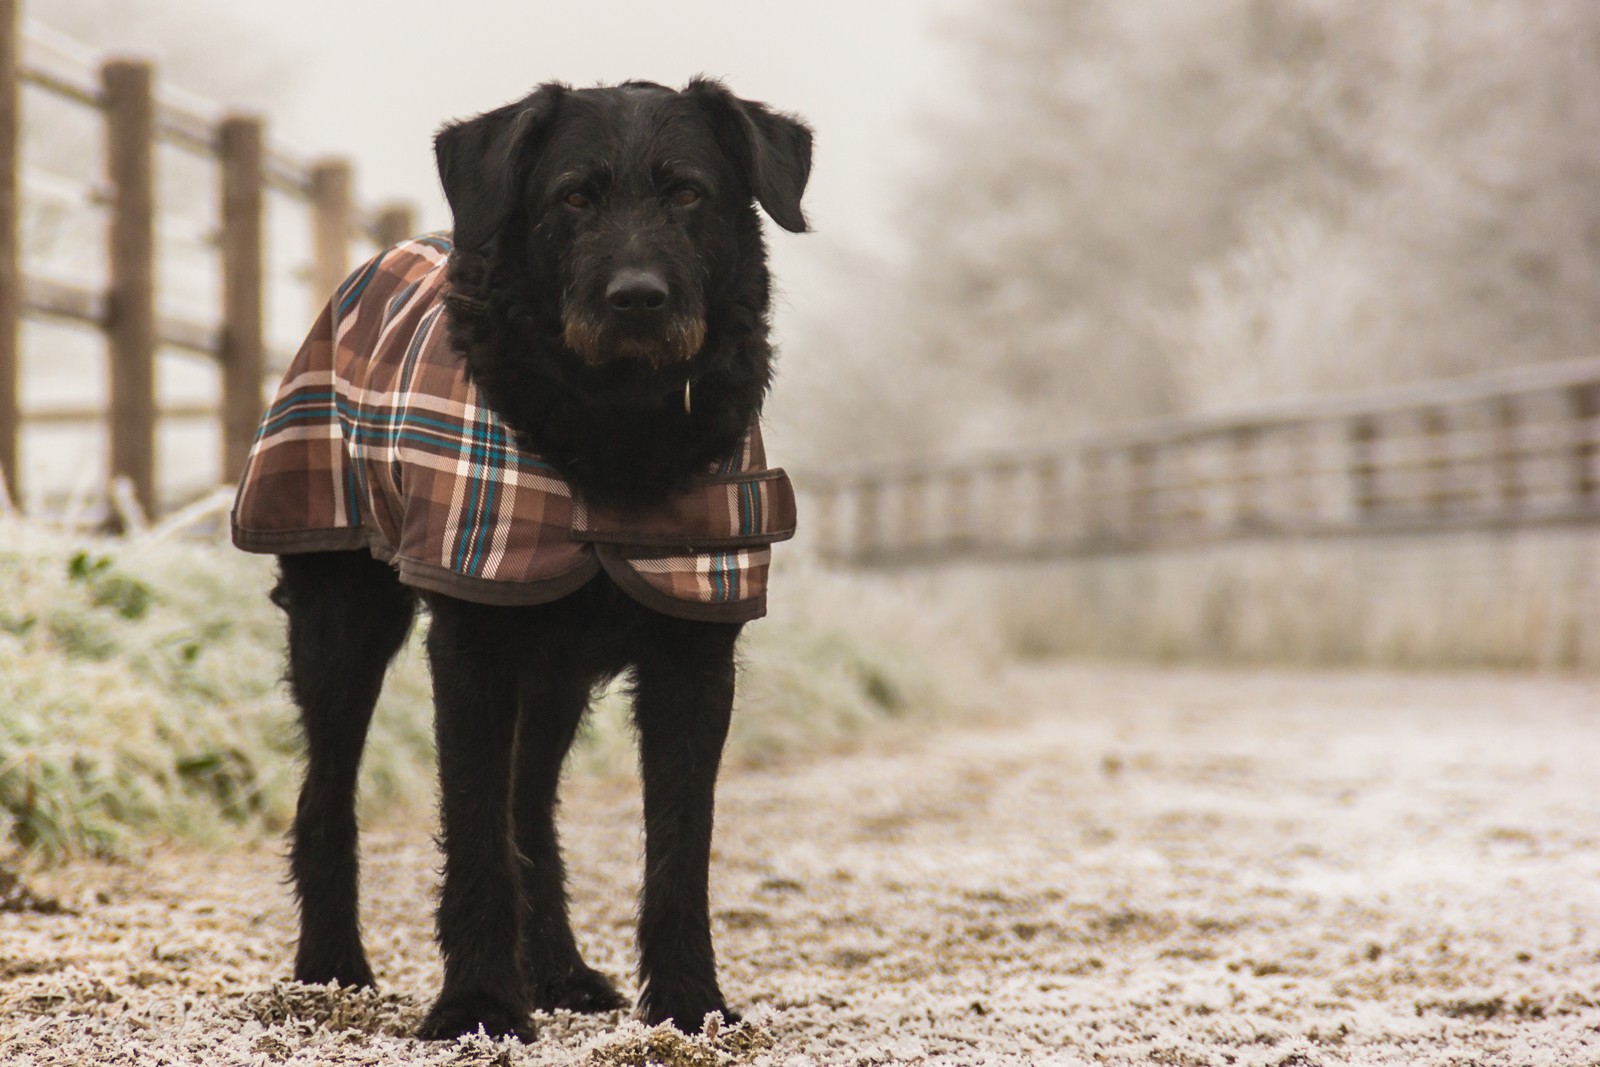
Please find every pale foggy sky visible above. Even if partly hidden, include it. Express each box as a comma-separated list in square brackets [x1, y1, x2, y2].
[201, 0, 967, 315]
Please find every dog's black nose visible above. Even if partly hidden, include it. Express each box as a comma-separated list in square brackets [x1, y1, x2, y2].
[606, 270, 669, 314]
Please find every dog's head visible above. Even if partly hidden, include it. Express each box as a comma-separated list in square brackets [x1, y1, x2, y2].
[436, 79, 812, 371]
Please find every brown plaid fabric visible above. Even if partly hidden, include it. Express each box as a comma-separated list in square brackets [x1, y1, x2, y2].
[231, 234, 796, 622]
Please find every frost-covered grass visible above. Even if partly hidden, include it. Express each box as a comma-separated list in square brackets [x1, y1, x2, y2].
[0, 520, 993, 860]
[0, 520, 430, 858]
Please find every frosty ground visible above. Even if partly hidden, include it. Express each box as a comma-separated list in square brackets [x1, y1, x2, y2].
[0, 663, 1597, 1066]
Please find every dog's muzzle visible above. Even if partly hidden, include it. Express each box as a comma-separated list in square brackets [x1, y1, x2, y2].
[563, 269, 706, 368]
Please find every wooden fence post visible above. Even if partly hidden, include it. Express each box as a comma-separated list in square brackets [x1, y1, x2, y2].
[1035, 458, 1062, 547]
[812, 483, 838, 561]
[0, 0, 18, 509]
[1291, 422, 1319, 528]
[1494, 398, 1523, 513]
[1082, 448, 1107, 542]
[373, 203, 414, 249]
[1569, 383, 1600, 506]
[220, 115, 264, 483]
[1421, 406, 1449, 519]
[898, 473, 926, 555]
[104, 58, 157, 520]
[1128, 444, 1155, 538]
[1231, 426, 1261, 532]
[1170, 437, 1205, 533]
[946, 469, 974, 550]
[1349, 416, 1380, 523]
[854, 479, 881, 561]
[987, 462, 1020, 551]
[310, 159, 352, 303]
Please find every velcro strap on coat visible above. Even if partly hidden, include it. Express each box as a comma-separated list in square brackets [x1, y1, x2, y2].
[570, 469, 797, 550]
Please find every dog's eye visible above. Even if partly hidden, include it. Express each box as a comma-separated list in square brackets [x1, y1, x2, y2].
[670, 188, 700, 207]
[565, 192, 590, 209]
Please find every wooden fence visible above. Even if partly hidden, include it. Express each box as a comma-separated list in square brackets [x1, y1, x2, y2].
[1, 7, 413, 520]
[802, 356, 1600, 566]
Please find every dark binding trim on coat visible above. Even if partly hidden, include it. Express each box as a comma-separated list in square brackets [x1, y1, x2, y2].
[595, 545, 767, 623]
[232, 521, 372, 556]
[235, 516, 604, 609]
[571, 530, 792, 551]
[398, 555, 603, 607]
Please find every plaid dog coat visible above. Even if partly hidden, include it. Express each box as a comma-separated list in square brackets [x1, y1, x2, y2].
[231, 235, 796, 622]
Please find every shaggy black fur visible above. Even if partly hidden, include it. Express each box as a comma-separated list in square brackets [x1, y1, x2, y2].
[438, 77, 809, 508]
[274, 79, 811, 1041]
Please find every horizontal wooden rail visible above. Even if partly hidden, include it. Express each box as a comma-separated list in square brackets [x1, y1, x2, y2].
[5, 20, 411, 512]
[18, 55, 95, 107]
[24, 402, 219, 423]
[20, 31, 394, 242]
[17, 27, 410, 271]
[801, 357, 1600, 566]
[22, 275, 292, 367]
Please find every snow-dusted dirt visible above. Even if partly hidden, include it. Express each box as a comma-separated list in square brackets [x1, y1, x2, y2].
[1, 664, 1599, 1065]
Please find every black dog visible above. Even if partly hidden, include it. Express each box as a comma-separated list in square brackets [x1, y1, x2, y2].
[266, 79, 810, 1040]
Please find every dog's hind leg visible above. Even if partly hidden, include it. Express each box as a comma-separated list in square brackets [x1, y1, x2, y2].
[631, 616, 743, 1033]
[513, 665, 629, 1013]
[417, 595, 532, 1041]
[274, 550, 416, 989]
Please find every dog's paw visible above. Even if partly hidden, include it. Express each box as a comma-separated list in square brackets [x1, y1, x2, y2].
[531, 965, 628, 1013]
[704, 1005, 743, 1030]
[292, 955, 376, 990]
[416, 994, 532, 1042]
[642, 999, 741, 1034]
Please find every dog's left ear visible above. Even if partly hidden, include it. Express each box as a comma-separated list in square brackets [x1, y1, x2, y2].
[686, 78, 813, 233]
[435, 84, 565, 252]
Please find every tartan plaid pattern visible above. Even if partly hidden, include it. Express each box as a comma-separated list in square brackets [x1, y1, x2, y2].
[231, 234, 796, 621]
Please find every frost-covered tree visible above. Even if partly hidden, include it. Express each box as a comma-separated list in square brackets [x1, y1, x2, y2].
[1172, 1, 1600, 413]
[777, 0, 1600, 465]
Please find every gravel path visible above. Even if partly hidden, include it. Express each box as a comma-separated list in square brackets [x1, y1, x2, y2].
[1, 664, 1599, 1065]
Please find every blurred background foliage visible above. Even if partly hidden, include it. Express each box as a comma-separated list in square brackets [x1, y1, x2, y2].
[777, 0, 1600, 463]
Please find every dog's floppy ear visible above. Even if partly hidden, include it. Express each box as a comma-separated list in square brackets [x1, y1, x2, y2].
[435, 84, 565, 252]
[685, 78, 813, 234]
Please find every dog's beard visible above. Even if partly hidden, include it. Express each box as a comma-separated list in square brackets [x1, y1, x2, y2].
[562, 310, 706, 369]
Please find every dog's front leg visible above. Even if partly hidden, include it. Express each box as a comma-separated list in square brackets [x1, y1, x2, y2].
[632, 616, 743, 1033]
[278, 551, 417, 989]
[513, 662, 628, 1012]
[417, 595, 531, 1042]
